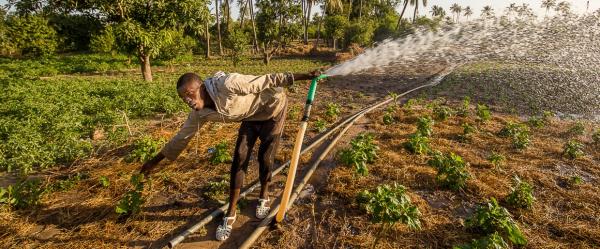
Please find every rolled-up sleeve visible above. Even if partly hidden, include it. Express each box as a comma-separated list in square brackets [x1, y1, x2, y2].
[226, 72, 294, 94]
[160, 112, 206, 160]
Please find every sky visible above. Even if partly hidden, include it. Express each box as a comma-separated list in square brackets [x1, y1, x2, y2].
[1, 0, 598, 19]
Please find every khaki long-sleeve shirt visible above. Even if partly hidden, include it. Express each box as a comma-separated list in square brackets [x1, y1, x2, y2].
[160, 72, 294, 160]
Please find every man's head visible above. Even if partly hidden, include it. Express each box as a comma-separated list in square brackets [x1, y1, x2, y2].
[177, 73, 208, 111]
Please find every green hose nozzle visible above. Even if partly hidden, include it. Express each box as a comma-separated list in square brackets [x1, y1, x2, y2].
[307, 74, 328, 103]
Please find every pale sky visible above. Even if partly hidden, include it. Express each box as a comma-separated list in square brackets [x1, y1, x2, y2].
[1, 0, 597, 19]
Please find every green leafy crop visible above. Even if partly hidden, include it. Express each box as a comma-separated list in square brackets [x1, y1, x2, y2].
[417, 116, 435, 137]
[476, 104, 492, 122]
[126, 136, 165, 163]
[382, 106, 396, 125]
[404, 133, 431, 155]
[433, 105, 453, 122]
[339, 133, 379, 176]
[453, 232, 509, 249]
[505, 176, 535, 209]
[498, 122, 531, 150]
[325, 102, 341, 120]
[209, 140, 233, 165]
[457, 96, 471, 117]
[563, 140, 584, 159]
[568, 121, 585, 136]
[204, 178, 229, 201]
[428, 151, 470, 191]
[0, 178, 44, 210]
[357, 183, 421, 229]
[314, 119, 328, 133]
[592, 129, 600, 144]
[115, 173, 145, 216]
[466, 198, 527, 246]
[487, 152, 506, 170]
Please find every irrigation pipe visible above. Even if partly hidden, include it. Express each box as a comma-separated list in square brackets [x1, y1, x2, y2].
[167, 67, 454, 248]
[238, 68, 455, 249]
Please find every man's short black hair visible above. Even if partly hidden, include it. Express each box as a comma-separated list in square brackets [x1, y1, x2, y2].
[177, 72, 202, 89]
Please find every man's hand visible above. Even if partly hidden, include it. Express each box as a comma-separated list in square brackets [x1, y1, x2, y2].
[292, 68, 325, 81]
[140, 152, 166, 175]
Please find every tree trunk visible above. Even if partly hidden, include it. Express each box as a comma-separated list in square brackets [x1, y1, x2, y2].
[396, 0, 409, 30]
[239, 0, 247, 27]
[313, 13, 321, 50]
[249, 0, 259, 54]
[412, 2, 418, 23]
[359, 0, 362, 18]
[262, 42, 271, 65]
[304, 2, 312, 45]
[333, 38, 336, 50]
[205, 21, 211, 58]
[224, 0, 231, 32]
[216, 0, 223, 56]
[139, 52, 152, 82]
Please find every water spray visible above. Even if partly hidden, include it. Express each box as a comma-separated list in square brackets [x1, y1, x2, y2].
[276, 74, 328, 223]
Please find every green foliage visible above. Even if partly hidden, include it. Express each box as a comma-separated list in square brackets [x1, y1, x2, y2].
[324, 15, 349, 47]
[288, 104, 302, 120]
[453, 232, 509, 249]
[339, 133, 379, 176]
[313, 119, 328, 132]
[563, 140, 584, 159]
[4, 15, 58, 57]
[570, 175, 583, 185]
[459, 122, 477, 142]
[404, 133, 431, 155]
[466, 198, 527, 246]
[325, 102, 341, 121]
[476, 104, 492, 122]
[593, 129, 600, 144]
[256, 0, 302, 63]
[383, 111, 394, 125]
[209, 141, 233, 165]
[156, 31, 197, 62]
[433, 105, 453, 122]
[115, 174, 145, 216]
[457, 96, 471, 117]
[428, 151, 471, 191]
[568, 121, 585, 136]
[357, 183, 421, 229]
[498, 122, 531, 150]
[505, 176, 535, 209]
[90, 26, 117, 54]
[344, 18, 375, 46]
[48, 172, 89, 192]
[50, 14, 103, 52]
[225, 29, 248, 67]
[99, 176, 110, 188]
[487, 152, 506, 170]
[417, 116, 435, 137]
[126, 136, 165, 163]
[205, 178, 229, 201]
[0, 179, 44, 209]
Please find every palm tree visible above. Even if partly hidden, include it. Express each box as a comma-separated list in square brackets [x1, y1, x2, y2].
[481, 5, 494, 18]
[506, 3, 517, 21]
[555, 1, 571, 16]
[449, 3, 461, 23]
[541, 0, 556, 17]
[410, 0, 428, 23]
[463, 6, 472, 21]
[395, 0, 410, 30]
[430, 5, 445, 18]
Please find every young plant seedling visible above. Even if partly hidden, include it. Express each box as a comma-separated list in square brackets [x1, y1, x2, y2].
[592, 129, 600, 144]
[324, 102, 341, 121]
[99, 176, 110, 188]
[476, 104, 492, 123]
[563, 140, 584, 159]
[427, 151, 471, 191]
[339, 133, 379, 176]
[487, 152, 506, 170]
[499, 122, 531, 150]
[568, 121, 585, 136]
[205, 178, 229, 201]
[417, 116, 435, 137]
[288, 104, 302, 120]
[404, 133, 431, 155]
[357, 183, 421, 249]
[0, 179, 44, 210]
[466, 198, 527, 246]
[126, 136, 164, 163]
[457, 96, 471, 117]
[458, 123, 477, 142]
[570, 175, 584, 186]
[453, 232, 509, 249]
[209, 140, 233, 165]
[115, 173, 145, 217]
[433, 105, 453, 122]
[313, 119, 328, 133]
[505, 176, 535, 209]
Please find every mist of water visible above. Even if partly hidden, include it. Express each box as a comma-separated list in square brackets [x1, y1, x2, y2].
[324, 12, 600, 119]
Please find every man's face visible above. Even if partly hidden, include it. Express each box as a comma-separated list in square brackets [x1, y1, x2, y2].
[177, 83, 204, 111]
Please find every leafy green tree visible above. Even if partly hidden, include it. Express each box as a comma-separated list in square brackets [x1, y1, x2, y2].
[430, 5, 446, 18]
[4, 15, 58, 57]
[225, 29, 248, 66]
[324, 14, 348, 49]
[255, 0, 302, 64]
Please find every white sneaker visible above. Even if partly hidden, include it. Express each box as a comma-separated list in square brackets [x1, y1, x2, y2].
[216, 215, 236, 241]
[256, 198, 270, 219]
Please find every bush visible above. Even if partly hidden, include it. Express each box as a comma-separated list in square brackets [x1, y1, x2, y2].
[404, 133, 431, 155]
[126, 136, 164, 163]
[157, 30, 197, 62]
[339, 133, 379, 176]
[324, 15, 349, 48]
[505, 176, 535, 209]
[563, 140, 584, 159]
[90, 26, 118, 54]
[466, 198, 527, 246]
[428, 151, 470, 191]
[209, 140, 233, 165]
[225, 29, 248, 66]
[6, 15, 58, 57]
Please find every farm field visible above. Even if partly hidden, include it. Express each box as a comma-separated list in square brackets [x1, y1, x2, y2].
[1, 54, 599, 248]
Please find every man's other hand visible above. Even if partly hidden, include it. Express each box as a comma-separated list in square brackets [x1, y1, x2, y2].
[140, 152, 166, 175]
